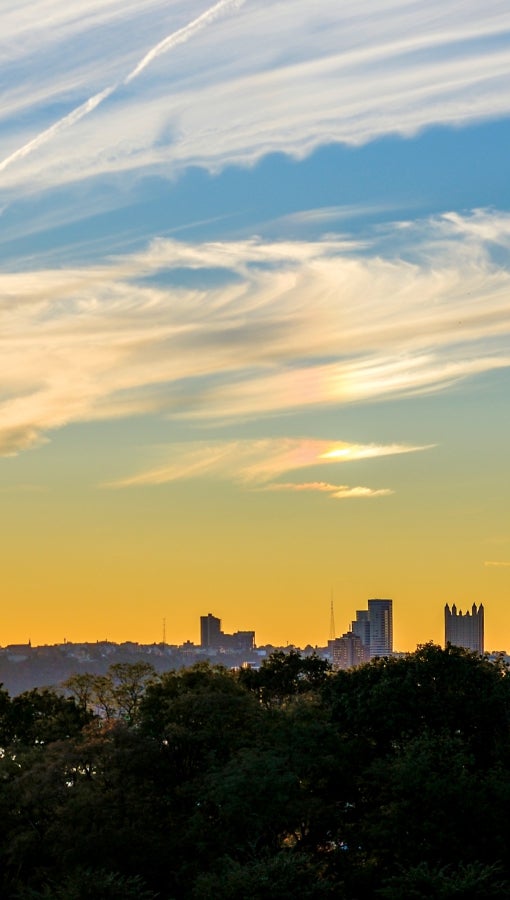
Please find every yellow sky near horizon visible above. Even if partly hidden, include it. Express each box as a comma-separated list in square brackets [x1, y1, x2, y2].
[2, 438, 509, 652]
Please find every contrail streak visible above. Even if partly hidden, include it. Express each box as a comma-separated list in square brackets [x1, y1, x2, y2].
[0, 87, 115, 174]
[125, 0, 243, 83]
[0, 0, 244, 175]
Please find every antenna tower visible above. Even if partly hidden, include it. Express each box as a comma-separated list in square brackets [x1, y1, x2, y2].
[329, 594, 336, 641]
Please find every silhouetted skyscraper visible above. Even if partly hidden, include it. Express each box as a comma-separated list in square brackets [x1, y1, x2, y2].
[351, 609, 370, 649]
[200, 613, 221, 649]
[338, 598, 393, 665]
[444, 603, 484, 653]
[367, 598, 393, 658]
[200, 614, 256, 651]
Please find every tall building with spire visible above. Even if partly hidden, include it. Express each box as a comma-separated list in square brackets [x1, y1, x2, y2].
[444, 603, 484, 653]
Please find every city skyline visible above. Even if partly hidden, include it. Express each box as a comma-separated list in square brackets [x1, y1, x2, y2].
[1, 1, 510, 650]
[0, 599, 499, 656]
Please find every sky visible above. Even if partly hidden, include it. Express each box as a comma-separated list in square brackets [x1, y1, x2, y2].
[1, 0, 510, 651]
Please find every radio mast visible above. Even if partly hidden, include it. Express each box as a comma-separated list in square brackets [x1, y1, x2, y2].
[329, 593, 336, 642]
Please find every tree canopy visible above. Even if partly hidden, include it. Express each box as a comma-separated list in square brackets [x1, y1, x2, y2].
[0, 647, 509, 898]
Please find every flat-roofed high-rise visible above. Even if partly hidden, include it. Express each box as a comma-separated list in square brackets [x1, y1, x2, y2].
[352, 609, 370, 649]
[200, 613, 221, 649]
[368, 598, 393, 658]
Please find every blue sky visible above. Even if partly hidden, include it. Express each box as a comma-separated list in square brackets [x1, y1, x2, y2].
[1, 0, 510, 647]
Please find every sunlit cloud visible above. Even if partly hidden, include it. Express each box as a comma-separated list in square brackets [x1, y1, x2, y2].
[0, 210, 510, 456]
[484, 561, 510, 568]
[320, 443, 428, 462]
[107, 438, 426, 489]
[261, 481, 393, 500]
[1, 1, 510, 196]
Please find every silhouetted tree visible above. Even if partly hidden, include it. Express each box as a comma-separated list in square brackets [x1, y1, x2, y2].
[238, 650, 331, 706]
[1, 648, 510, 898]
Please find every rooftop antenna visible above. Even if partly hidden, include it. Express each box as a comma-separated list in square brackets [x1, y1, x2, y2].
[329, 591, 336, 642]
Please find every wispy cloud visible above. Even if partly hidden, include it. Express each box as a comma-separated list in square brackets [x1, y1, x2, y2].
[0, 86, 116, 175]
[262, 481, 393, 500]
[273, 205, 394, 228]
[1, 211, 510, 456]
[125, 0, 243, 83]
[1, 1, 510, 195]
[441, 210, 510, 248]
[107, 438, 426, 489]
[0, 0, 244, 176]
[320, 443, 431, 462]
[484, 561, 510, 568]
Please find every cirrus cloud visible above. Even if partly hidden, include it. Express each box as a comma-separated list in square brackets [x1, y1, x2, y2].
[106, 438, 426, 490]
[261, 481, 394, 500]
[1, 1, 510, 197]
[0, 209, 509, 458]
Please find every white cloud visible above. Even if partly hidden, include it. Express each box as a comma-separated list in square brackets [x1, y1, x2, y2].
[441, 210, 510, 247]
[0, 0, 244, 176]
[125, 0, 243, 84]
[1, 0, 510, 194]
[0, 210, 510, 456]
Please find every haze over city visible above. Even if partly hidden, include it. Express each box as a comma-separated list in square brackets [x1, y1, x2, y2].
[1, 1, 510, 651]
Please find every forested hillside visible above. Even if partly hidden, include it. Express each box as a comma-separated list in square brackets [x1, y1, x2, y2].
[1, 645, 509, 898]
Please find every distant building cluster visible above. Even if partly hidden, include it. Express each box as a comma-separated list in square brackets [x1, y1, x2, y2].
[0, 600, 491, 694]
[329, 598, 393, 669]
[444, 603, 484, 654]
[200, 613, 255, 653]
[327, 597, 487, 671]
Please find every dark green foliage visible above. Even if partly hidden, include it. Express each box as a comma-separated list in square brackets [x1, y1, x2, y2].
[377, 861, 509, 898]
[0, 687, 91, 749]
[238, 649, 331, 705]
[324, 643, 510, 761]
[1, 648, 510, 898]
[191, 852, 338, 899]
[16, 868, 158, 899]
[63, 661, 156, 723]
